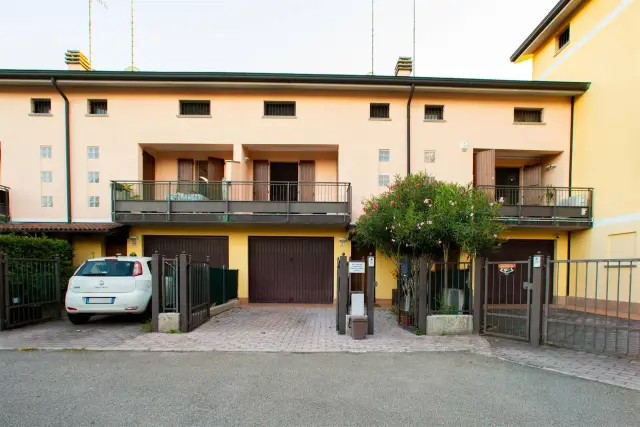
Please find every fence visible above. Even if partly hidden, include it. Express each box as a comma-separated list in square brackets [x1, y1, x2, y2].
[151, 252, 239, 333]
[0, 254, 62, 330]
[544, 258, 640, 359]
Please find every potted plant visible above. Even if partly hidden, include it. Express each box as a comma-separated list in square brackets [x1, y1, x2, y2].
[114, 183, 139, 200]
[540, 185, 555, 206]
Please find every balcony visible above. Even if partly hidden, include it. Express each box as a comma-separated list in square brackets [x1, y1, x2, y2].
[0, 186, 9, 223]
[111, 181, 351, 225]
[476, 186, 593, 229]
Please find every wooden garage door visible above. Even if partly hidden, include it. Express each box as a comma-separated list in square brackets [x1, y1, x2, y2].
[249, 237, 333, 304]
[143, 236, 229, 268]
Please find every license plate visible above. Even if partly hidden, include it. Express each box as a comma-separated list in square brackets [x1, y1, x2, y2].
[85, 297, 115, 304]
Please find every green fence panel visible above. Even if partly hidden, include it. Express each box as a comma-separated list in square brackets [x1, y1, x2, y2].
[209, 268, 239, 306]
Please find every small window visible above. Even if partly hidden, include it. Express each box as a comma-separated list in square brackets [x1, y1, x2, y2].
[179, 100, 210, 116]
[424, 150, 436, 163]
[370, 103, 390, 119]
[41, 171, 52, 183]
[264, 101, 296, 117]
[378, 174, 390, 187]
[40, 145, 52, 159]
[31, 99, 51, 115]
[378, 149, 390, 162]
[41, 196, 53, 208]
[88, 99, 108, 115]
[87, 146, 100, 159]
[514, 108, 543, 123]
[89, 196, 100, 208]
[557, 26, 570, 51]
[425, 105, 444, 121]
[88, 171, 100, 183]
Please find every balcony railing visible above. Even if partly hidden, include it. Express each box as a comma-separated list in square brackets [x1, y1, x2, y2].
[111, 180, 351, 225]
[0, 185, 9, 223]
[476, 185, 593, 228]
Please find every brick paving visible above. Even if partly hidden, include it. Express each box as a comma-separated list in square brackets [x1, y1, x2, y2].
[1, 307, 640, 391]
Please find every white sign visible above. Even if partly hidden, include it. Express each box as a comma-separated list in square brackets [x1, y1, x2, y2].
[367, 256, 375, 267]
[533, 256, 542, 268]
[349, 261, 365, 274]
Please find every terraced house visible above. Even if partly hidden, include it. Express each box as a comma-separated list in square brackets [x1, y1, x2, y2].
[0, 52, 592, 306]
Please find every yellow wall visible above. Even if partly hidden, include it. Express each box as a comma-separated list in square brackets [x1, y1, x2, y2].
[127, 225, 351, 301]
[530, 0, 640, 260]
[71, 235, 105, 266]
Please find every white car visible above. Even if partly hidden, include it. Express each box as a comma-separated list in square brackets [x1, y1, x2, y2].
[65, 256, 153, 325]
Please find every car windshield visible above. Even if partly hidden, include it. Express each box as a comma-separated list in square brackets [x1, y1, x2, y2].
[75, 260, 135, 277]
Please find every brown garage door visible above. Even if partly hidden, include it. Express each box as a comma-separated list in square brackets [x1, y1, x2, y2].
[249, 237, 333, 304]
[143, 236, 229, 268]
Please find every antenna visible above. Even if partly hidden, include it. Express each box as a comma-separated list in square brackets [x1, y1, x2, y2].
[131, 0, 135, 70]
[412, 0, 416, 76]
[371, 0, 375, 75]
[89, 0, 108, 68]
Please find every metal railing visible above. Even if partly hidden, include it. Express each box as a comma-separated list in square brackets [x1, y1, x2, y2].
[428, 262, 472, 315]
[162, 257, 179, 313]
[544, 258, 640, 359]
[476, 185, 593, 222]
[0, 255, 61, 330]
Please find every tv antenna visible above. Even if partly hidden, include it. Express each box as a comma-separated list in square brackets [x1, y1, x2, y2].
[89, 0, 109, 68]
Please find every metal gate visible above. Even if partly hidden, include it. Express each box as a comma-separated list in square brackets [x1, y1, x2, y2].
[484, 259, 531, 340]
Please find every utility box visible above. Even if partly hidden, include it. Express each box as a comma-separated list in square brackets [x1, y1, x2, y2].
[350, 315, 368, 340]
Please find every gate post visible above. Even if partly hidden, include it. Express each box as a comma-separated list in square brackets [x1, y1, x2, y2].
[0, 252, 5, 331]
[178, 252, 190, 333]
[366, 253, 375, 335]
[205, 256, 211, 321]
[54, 257, 61, 320]
[151, 253, 162, 333]
[529, 253, 544, 346]
[473, 257, 485, 334]
[418, 256, 428, 335]
[337, 254, 348, 335]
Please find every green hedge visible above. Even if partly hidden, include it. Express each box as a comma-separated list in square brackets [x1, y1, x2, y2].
[0, 234, 74, 288]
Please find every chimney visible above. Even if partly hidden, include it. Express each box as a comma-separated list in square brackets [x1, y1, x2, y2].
[65, 50, 92, 71]
[394, 56, 413, 77]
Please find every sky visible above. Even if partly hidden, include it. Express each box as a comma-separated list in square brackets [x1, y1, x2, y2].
[0, 0, 558, 79]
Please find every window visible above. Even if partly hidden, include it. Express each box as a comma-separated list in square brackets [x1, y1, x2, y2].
[378, 149, 390, 162]
[370, 103, 390, 119]
[88, 171, 100, 183]
[31, 99, 51, 115]
[41, 196, 53, 208]
[75, 260, 136, 277]
[88, 99, 108, 115]
[179, 100, 210, 116]
[264, 101, 296, 117]
[514, 108, 543, 123]
[557, 26, 570, 51]
[424, 150, 436, 163]
[425, 105, 444, 121]
[87, 146, 99, 159]
[89, 196, 100, 208]
[41, 171, 52, 183]
[378, 174, 390, 187]
[40, 145, 52, 159]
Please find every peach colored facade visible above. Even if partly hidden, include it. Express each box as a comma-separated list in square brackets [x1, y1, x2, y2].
[0, 71, 587, 302]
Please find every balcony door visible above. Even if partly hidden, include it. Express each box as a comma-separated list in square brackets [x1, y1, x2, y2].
[523, 165, 542, 205]
[473, 149, 495, 199]
[142, 151, 155, 200]
[299, 160, 315, 202]
[270, 162, 298, 202]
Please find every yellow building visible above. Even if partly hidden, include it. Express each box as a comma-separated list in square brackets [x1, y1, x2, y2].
[511, 0, 640, 260]
[0, 53, 591, 306]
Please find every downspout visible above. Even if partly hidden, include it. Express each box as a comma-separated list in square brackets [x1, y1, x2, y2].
[566, 96, 575, 294]
[51, 78, 72, 223]
[406, 84, 415, 175]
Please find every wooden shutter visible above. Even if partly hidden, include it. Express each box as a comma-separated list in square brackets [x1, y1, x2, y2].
[253, 160, 269, 201]
[177, 159, 194, 193]
[473, 150, 495, 199]
[523, 165, 542, 205]
[299, 161, 315, 202]
[207, 157, 225, 200]
[142, 151, 156, 200]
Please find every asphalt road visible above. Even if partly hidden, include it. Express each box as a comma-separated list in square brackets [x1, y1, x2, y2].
[0, 351, 638, 427]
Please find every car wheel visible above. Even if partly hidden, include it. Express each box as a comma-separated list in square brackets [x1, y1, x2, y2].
[68, 313, 92, 325]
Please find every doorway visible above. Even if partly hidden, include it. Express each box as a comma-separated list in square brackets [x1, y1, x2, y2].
[270, 162, 298, 202]
[495, 167, 520, 205]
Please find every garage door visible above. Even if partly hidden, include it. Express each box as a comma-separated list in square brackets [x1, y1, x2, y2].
[143, 236, 229, 268]
[249, 237, 333, 304]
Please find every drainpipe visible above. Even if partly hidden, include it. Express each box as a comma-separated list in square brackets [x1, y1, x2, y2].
[406, 84, 415, 175]
[51, 78, 72, 223]
[566, 96, 575, 294]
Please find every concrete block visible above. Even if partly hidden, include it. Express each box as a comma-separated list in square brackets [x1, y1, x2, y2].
[210, 299, 240, 317]
[158, 313, 180, 333]
[427, 315, 473, 336]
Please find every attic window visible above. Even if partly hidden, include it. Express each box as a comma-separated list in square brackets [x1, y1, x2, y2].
[88, 99, 108, 115]
[425, 105, 444, 121]
[370, 103, 390, 119]
[264, 101, 296, 117]
[179, 100, 211, 116]
[31, 99, 51, 115]
[514, 108, 543, 124]
[557, 26, 570, 51]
